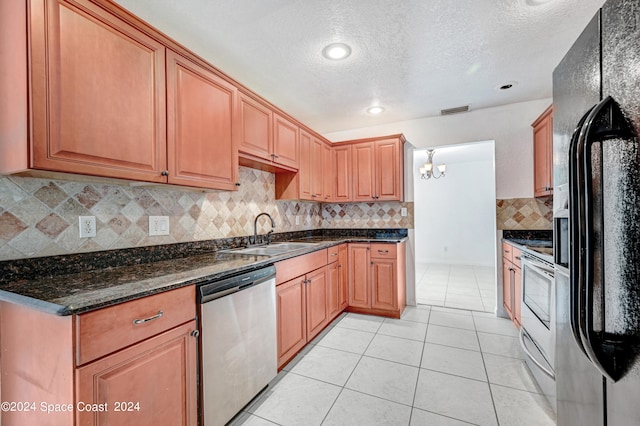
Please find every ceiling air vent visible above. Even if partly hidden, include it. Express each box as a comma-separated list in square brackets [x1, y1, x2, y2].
[440, 105, 470, 116]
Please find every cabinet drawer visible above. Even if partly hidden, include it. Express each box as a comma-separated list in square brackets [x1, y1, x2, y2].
[76, 286, 195, 366]
[371, 243, 397, 259]
[327, 245, 340, 263]
[275, 249, 327, 284]
[502, 242, 514, 263]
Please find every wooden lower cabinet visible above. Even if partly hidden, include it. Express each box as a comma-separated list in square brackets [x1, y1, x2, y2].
[347, 242, 406, 318]
[348, 243, 371, 309]
[276, 277, 307, 368]
[305, 267, 329, 339]
[502, 241, 522, 326]
[76, 321, 197, 426]
[0, 286, 197, 426]
[275, 248, 349, 368]
[327, 244, 348, 320]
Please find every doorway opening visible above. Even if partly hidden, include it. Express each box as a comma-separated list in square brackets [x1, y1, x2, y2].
[413, 141, 497, 312]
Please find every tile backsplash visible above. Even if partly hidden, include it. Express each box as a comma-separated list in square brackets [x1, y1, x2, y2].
[0, 167, 414, 261]
[496, 197, 553, 230]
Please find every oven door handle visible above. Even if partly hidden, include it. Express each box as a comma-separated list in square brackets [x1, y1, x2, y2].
[573, 96, 637, 382]
[519, 328, 555, 380]
[521, 256, 554, 277]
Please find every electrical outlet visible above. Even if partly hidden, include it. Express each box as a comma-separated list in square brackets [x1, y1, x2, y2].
[149, 216, 170, 236]
[79, 216, 96, 238]
[401, 207, 407, 217]
[295, 216, 300, 225]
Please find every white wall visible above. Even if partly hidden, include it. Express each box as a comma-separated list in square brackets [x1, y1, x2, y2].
[414, 142, 496, 266]
[324, 98, 552, 199]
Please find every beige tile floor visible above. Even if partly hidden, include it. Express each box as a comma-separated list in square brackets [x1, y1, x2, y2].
[230, 306, 556, 426]
[416, 263, 496, 312]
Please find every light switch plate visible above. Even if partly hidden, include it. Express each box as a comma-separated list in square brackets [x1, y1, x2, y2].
[401, 207, 408, 217]
[79, 216, 96, 238]
[149, 216, 170, 236]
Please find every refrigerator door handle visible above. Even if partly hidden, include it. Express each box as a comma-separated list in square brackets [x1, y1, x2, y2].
[568, 104, 594, 357]
[573, 95, 637, 382]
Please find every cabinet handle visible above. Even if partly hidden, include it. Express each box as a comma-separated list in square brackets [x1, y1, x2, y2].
[190, 330, 200, 338]
[312, 194, 317, 198]
[161, 170, 169, 177]
[504, 249, 510, 254]
[330, 253, 338, 257]
[133, 311, 163, 325]
[515, 256, 521, 260]
[377, 249, 389, 254]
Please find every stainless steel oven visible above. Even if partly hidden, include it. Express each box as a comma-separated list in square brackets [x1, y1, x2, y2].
[520, 250, 556, 411]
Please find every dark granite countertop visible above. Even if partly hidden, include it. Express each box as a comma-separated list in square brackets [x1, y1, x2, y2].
[0, 232, 407, 316]
[502, 230, 553, 263]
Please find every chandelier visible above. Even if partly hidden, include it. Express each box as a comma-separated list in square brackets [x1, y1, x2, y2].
[419, 149, 446, 179]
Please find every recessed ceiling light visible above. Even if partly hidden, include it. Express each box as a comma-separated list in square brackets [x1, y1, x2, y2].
[322, 43, 352, 60]
[498, 81, 518, 91]
[526, 0, 554, 5]
[366, 106, 385, 115]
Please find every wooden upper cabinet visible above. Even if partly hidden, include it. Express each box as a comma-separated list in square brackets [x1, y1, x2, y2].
[30, 0, 167, 182]
[375, 138, 403, 201]
[273, 113, 299, 169]
[350, 135, 404, 202]
[238, 92, 273, 161]
[311, 137, 324, 200]
[533, 105, 553, 197]
[334, 144, 352, 202]
[298, 130, 313, 199]
[166, 50, 238, 190]
[352, 142, 376, 202]
[323, 143, 334, 202]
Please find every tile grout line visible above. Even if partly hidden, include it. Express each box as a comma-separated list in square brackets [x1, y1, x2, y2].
[318, 316, 382, 426]
[408, 307, 430, 425]
[472, 312, 501, 426]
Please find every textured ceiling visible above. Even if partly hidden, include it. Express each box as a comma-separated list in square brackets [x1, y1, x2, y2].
[113, 0, 605, 133]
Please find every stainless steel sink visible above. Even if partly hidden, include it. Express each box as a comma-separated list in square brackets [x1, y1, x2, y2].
[222, 242, 318, 257]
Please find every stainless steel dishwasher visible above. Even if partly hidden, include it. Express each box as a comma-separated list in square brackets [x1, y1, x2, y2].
[198, 265, 277, 426]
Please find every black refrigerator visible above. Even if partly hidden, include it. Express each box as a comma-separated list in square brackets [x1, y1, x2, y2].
[552, 0, 640, 425]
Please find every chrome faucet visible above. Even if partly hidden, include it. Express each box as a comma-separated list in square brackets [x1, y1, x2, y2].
[253, 212, 275, 245]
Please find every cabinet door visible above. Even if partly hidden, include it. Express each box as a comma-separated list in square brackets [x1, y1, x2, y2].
[298, 130, 313, 200]
[166, 50, 238, 190]
[238, 92, 272, 161]
[327, 261, 341, 320]
[306, 267, 329, 341]
[348, 244, 370, 308]
[311, 137, 324, 200]
[273, 113, 299, 169]
[514, 266, 522, 326]
[334, 145, 352, 202]
[30, 0, 167, 182]
[375, 138, 403, 201]
[276, 277, 306, 368]
[76, 321, 197, 426]
[323, 143, 334, 202]
[533, 106, 553, 197]
[338, 244, 349, 310]
[352, 142, 376, 201]
[371, 258, 398, 311]
[502, 260, 513, 319]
